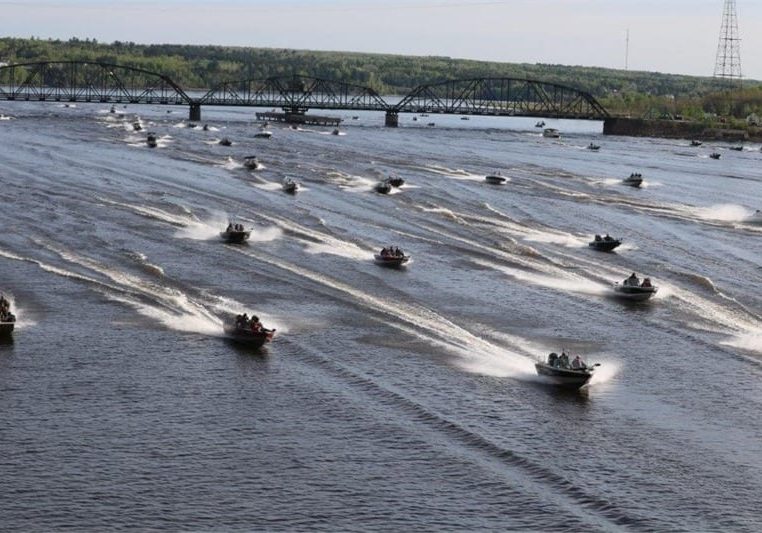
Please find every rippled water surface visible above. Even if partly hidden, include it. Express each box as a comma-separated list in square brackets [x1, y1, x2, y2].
[1, 104, 761, 531]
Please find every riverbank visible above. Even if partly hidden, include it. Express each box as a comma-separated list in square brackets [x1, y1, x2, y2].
[603, 117, 762, 142]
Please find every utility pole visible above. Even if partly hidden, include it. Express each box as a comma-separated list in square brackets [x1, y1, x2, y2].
[625, 28, 630, 71]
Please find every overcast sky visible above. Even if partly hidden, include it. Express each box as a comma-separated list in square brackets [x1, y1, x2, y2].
[3, 0, 759, 79]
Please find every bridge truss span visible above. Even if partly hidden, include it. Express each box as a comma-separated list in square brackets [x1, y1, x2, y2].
[0, 61, 192, 105]
[394, 77, 609, 120]
[199, 75, 389, 112]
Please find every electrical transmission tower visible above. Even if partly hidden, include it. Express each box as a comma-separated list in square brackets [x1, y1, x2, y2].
[713, 0, 742, 82]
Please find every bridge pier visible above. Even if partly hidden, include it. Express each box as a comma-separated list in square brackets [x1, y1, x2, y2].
[385, 111, 399, 128]
[189, 103, 201, 121]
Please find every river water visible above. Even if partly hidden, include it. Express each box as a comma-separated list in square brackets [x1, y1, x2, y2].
[1, 103, 761, 531]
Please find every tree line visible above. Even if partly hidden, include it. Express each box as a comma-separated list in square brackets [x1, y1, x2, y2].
[1, 36, 761, 119]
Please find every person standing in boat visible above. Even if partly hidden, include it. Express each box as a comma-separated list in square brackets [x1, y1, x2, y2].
[558, 351, 570, 368]
[625, 273, 639, 286]
[571, 355, 586, 370]
[548, 352, 558, 367]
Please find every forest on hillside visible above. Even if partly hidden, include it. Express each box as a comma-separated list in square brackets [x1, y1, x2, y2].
[1, 37, 760, 118]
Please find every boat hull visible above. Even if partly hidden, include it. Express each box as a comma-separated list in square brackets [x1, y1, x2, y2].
[535, 363, 593, 388]
[613, 284, 658, 301]
[485, 175, 506, 184]
[0, 321, 14, 337]
[223, 324, 274, 347]
[243, 158, 261, 170]
[375, 183, 392, 194]
[220, 231, 251, 244]
[589, 240, 621, 252]
[374, 254, 409, 268]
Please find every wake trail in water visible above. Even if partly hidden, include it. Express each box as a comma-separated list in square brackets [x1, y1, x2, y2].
[230, 246, 537, 377]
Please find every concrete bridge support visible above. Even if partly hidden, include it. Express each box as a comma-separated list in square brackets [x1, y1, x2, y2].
[189, 103, 201, 121]
[385, 111, 399, 128]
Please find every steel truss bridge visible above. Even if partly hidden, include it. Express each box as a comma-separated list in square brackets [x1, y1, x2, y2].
[0, 61, 609, 125]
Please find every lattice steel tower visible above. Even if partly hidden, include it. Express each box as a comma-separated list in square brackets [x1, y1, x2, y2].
[713, 0, 742, 81]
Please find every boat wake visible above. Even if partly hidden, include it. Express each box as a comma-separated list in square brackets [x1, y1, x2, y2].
[694, 204, 753, 223]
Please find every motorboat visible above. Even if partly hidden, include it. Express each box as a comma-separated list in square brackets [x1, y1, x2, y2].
[331, 128, 340, 135]
[690, 140, 703, 146]
[535, 121, 546, 128]
[461, 116, 470, 121]
[109, 105, 116, 113]
[535, 354, 598, 389]
[709, 152, 721, 160]
[375, 180, 392, 194]
[589, 234, 621, 252]
[243, 155, 262, 170]
[612, 274, 658, 301]
[224, 316, 275, 347]
[542, 128, 560, 138]
[202, 124, 210, 131]
[587, 142, 601, 151]
[219, 137, 233, 146]
[374, 247, 410, 268]
[220, 224, 251, 244]
[254, 131, 272, 139]
[146, 132, 158, 148]
[427, 122, 436, 127]
[485, 172, 507, 185]
[282, 177, 300, 194]
[0, 296, 15, 337]
[132, 121, 142, 132]
[622, 172, 643, 187]
[730, 145, 744, 151]
[352, 116, 359, 120]
[188, 123, 198, 129]
[749, 210, 762, 223]
[387, 175, 405, 188]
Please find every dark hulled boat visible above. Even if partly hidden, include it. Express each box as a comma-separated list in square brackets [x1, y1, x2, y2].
[374, 248, 410, 268]
[375, 181, 392, 194]
[622, 173, 643, 187]
[485, 172, 507, 185]
[243, 156, 261, 170]
[282, 177, 300, 194]
[223, 322, 275, 347]
[387, 175, 405, 188]
[589, 235, 622, 252]
[220, 226, 251, 244]
[535, 360, 596, 389]
[0, 298, 15, 337]
[146, 132, 158, 148]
